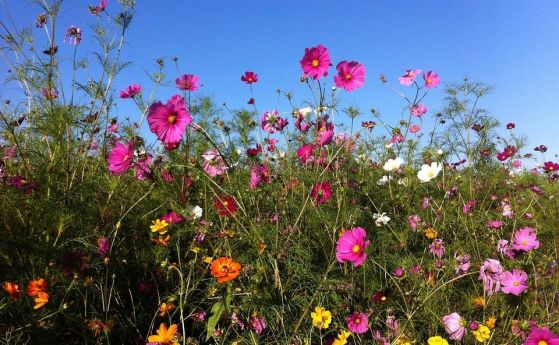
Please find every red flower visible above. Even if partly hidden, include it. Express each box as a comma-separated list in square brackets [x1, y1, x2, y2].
[241, 71, 258, 84]
[496, 151, 508, 161]
[543, 161, 559, 173]
[504, 145, 516, 157]
[310, 181, 333, 205]
[214, 195, 238, 217]
[506, 122, 515, 129]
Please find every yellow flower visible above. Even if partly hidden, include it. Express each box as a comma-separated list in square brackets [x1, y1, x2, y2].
[332, 330, 352, 345]
[472, 325, 491, 342]
[311, 306, 332, 329]
[148, 323, 177, 344]
[485, 317, 496, 329]
[472, 296, 486, 308]
[427, 336, 448, 345]
[395, 335, 413, 345]
[424, 228, 438, 239]
[203, 256, 213, 264]
[150, 219, 169, 234]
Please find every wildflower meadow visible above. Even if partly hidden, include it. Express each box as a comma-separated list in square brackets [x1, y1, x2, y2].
[1, 1, 559, 344]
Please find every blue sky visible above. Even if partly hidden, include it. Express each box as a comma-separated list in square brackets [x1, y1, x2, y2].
[1, 0, 558, 161]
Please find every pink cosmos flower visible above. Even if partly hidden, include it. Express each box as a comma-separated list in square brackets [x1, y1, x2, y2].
[260, 110, 288, 134]
[297, 144, 314, 164]
[543, 161, 559, 173]
[249, 315, 267, 334]
[334, 60, 366, 91]
[408, 215, 421, 231]
[429, 239, 445, 258]
[443, 312, 466, 341]
[107, 122, 118, 133]
[300, 44, 331, 80]
[176, 74, 201, 91]
[97, 237, 110, 257]
[147, 95, 191, 146]
[512, 227, 540, 252]
[487, 220, 504, 229]
[501, 268, 528, 296]
[409, 124, 421, 133]
[336, 227, 370, 267]
[399, 69, 422, 86]
[310, 180, 332, 204]
[347, 312, 369, 334]
[463, 199, 476, 214]
[64, 25, 82, 45]
[108, 141, 134, 175]
[120, 84, 141, 99]
[411, 103, 428, 117]
[249, 164, 270, 189]
[524, 327, 559, 345]
[295, 113, 311, 132]
[161, 211, 184, 225]
[316, 119, 334, 146]
[202, 149, 228, 177]
[479, 259, 503, 295]
[265, 138, 277, 152]
[134, 154, 152, 180]
[89, 0, 108, 15]
[455, 254, 471, 275]
[42, 88, 59, 100]
[423, 71, 441, 88]
[241, 71, 258, 84]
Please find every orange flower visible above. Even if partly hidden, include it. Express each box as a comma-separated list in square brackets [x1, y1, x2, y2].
[210, 257, 241, 283]
[2, 281, 22, 299]
[148, 323, 178, 344]
[158, 302, 176, 317]
[34, 291, 49, 309]
[151, 234, 172, 247]
[27, 278, 48, 297]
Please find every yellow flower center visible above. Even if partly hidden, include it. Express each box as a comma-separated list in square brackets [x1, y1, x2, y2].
[522, 240, 527, 246]
[513, 281, 519, 286]
[345, 73, 352, 80]
[222, 201, 228, 207]
[428, 171, 434, 177]
[538, 341, 548, 345]
[312, 59, 319, 67]
[381, 296, 387, 301]
[168, 115, 177, 124]
[354, 318, 360, 324]
[123, 155, 129, 162]
[427, 78, 433, 84]
[352, 244, 360, 253]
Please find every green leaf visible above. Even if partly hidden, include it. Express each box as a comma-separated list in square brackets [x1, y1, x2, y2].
[206, 300, 224, 341]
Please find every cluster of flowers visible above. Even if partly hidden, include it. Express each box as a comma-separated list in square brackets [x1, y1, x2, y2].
[2, 278, 49, 310]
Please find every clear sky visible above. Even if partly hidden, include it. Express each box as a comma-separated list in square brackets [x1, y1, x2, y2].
[1, 0, 558, 161]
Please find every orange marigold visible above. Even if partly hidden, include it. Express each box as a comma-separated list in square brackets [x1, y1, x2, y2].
[148, 323, 178, 344]
[210, 257, 241, 283]
[2, 281, 22, 299]
[27, 278, 48, 297]
[34, 291, 49, 309]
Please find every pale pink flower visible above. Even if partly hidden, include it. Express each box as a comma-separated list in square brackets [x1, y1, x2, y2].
[423, 71, 441, 88]
[411, 103, 428, 117]
[443, 312, 466, 340]
[479, 259, 503, 295]
[202, 149, 228, 177]
[399, 69, 422, 86]
[500, 268, 528, 296]
[512, 227, 540, 252]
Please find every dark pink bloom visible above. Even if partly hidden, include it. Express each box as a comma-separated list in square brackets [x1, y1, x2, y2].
[147, 95, 191, 145]
[64, 25, 82, 45]
[89, 0, 108, 15]
[249, 315, 266, 334]
[463, 199, 476, 214]
[176, 74, 201, 91]
[108, 141, 134, 175]
[161, 211, 184, 225]
[504, 145, 517, 157]
[97, 237, 110, 256]
[399, 69, 422, 86]
[247, 144, 262, 157]
[260, 110, 288, 134]
[497, 151, 509, 161]
[41, 88, 59, 100]
[265, 138, 277, 152]
[334, 60, 366, 91]
[310, 181, 332, 204]
[249, 164, 270, 190]
[134, 154, 152, 180]
[501, 268, 528, 296]
[336, 227, 370, 267]
[411, 103, 428, 117]
[423, 71, 441, 88]
[506, 122, 516, 129]
[297, 144, 314, 164]
[241, 71, 258, 84]
[300, 44, 331, 80]
[120, 84, 141, 99]
[479, 259, 503, 295]
[316, 119, 334, 146]
[524, 327, 559, 345]
[543, 161, 559, 173]
[295, 113, 311, 132]
[347, 312, 369, 334]
[107, 121, 118, 133]
[512, 227, 540, 252]
[443, 312, 466, 341]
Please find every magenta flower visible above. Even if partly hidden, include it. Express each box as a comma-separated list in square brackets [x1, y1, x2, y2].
[147, 95, 191, 146]
[134, 154, 152, 180]
[334, 60, 366, 91]
[97, 237, 110, 257]
[297, 144, 314, 164]
[176, 74, 201, 91]
[316, 119, 334, 146]
[409, 124, 421, 133]
[310, 181, 332, 204]
[443, 312, 466, 341]
[249, 315, 267, 334]
[411, 103, 428, 117]
[346, 312, 368, 334]
[423, 71, 441, 88]
[249, 164, 270, 190]
[399, 69, 422, 86]
[108, 141, 134, 175]
[161, 211, 184, 225]
[300, 44, 331, 80]
[429, 239, 445, 258]
[295, 113, 311, 132]
[260, 110, 288, 134]
[64, 25, 82, 45]
[512, 227, 540, 252]
[336, 227, 370, 267]
[202, 149, 228, 177]
[501, 268, 528, 296]
[543, 161, 559, 173]
[241, 71, 258, 84]
[479, 259, 503, 295]
[89, 0, 108, 15]
[524, 327, 559, 345]
[120, 84, 141, 99]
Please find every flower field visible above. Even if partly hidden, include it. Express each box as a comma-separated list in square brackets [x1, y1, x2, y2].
[1, 1, 558, 344]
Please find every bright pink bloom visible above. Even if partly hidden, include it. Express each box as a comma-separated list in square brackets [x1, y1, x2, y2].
[346, 312, 369, 334]
[500, 268, 528, 296]
[543, 161, 559, 173]
[336, 227, 370, 267]
[202, 149, 228, 177]
[107, 122, 118, 133]
[295, 113, 311, 132]
[108, 141, 134, 175]
[409, 124, 421, 133]
[249, 164, 270, 189]
[260, 110, 288, 134]
[479, 259, 503, 295]
[147, 95, 191, 146]
[512, 227, 540, 252]
[399, 69, 422, 86]
[162, 211, 184, 224]
[89, 0, 108, 15]
[134, 154, 152, 180]
[334, 60, 366, 91]
[241, 71, 258, 84]
[524, 327, 559, 345]
[429, 239, 445, 258]
[310, 181, 332, 204]
[120, 84, 141, 99]
[316, 119, 334, 146]
[249, 315, 266, 334]
[497, 151, 509, 161]
[443, 312, 466, 341]
[176, 74, 201, 91]
[297, 144, 314, 164]
[300, 44, 331, 80]
[411, 103, 428, 117]
[423, 71, 441, 88]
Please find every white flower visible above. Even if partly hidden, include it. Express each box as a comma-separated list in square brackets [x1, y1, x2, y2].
[417, 162, 443, 182]
[373, 212, 391, 226]
[188, 205, 203, 219]
[437, 149, 444, 155]
[383, 157, 403, 172]
[385, 143, 394, 149]
[377, 175, 392, 185]
[298, 107, 313, 117]
[397, 178, 408, 186]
